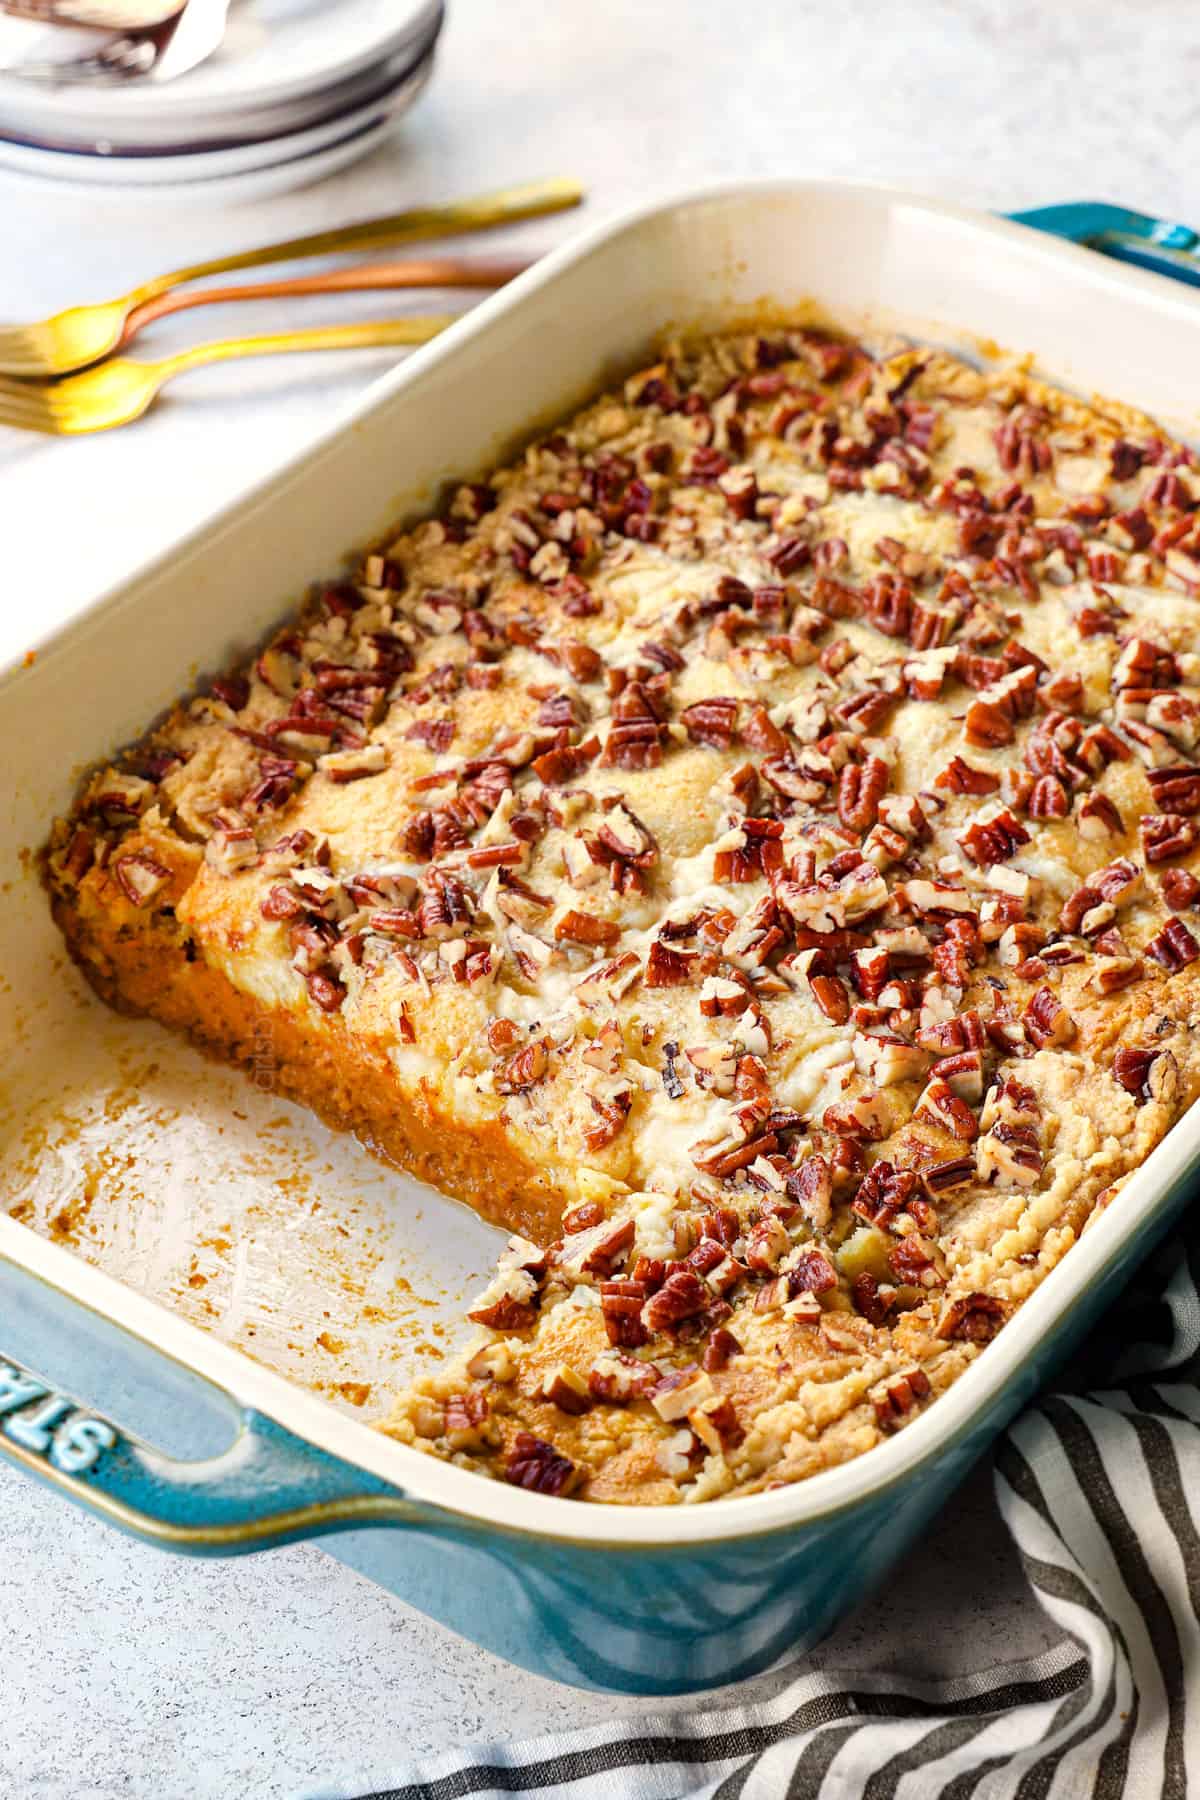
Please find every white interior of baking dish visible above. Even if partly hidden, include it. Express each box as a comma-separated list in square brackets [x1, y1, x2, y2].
[4, 181, 1200, 1546]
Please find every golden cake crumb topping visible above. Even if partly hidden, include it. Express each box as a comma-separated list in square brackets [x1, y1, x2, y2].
[46, 324, 1200, 1503]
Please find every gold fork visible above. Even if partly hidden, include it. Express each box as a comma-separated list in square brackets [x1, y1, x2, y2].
[0, 317, 452, 435]
[0, 176, 581, 376]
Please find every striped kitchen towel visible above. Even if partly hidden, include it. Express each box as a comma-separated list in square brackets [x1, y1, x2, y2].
[359, 1213, 1200, 1800]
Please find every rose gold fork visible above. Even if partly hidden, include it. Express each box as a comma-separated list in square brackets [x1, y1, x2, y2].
[114, 256, 529, 353]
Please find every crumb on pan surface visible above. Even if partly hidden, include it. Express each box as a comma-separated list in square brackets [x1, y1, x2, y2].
[45, 324, 1200, 1504]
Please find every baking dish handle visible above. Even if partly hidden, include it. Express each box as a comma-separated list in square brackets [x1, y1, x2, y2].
[1006, 201, 1200, 289]
[0, 1258, 422, 1554]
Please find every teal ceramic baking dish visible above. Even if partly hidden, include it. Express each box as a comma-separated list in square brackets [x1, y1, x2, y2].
[2, 186, 1199, 1696]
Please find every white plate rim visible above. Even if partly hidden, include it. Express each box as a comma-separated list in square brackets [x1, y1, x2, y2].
[0, 43, 431, 183]
[0, 0, 442, 130]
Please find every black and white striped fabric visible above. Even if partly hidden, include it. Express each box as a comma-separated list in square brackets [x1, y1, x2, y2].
[361, 1214, 1200, 1800]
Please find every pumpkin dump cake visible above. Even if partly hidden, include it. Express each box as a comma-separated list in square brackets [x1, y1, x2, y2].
[46, 326, 1200, 1504]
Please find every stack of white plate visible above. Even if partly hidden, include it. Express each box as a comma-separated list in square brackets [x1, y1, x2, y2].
[0, 0, 443, 198]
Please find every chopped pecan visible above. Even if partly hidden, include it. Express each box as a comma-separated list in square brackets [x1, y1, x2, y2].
[495, 1039, 550, 1094]
[576, 1219, 637, 1277]
[977, 1118, 1042, 1190]
[555, 909, 620, 948]
[205, 816, 258, 875]
[306, 970, 345, 1013]
[594, 803, 657, 865]
[1146, 918, 1200, 971]
[700, 1206, 741, 1247]
[320, 743, 389, 783]
[744, 1214, 791, 1272]
[1060, 858, 1141, 934]
[779, 1157, 831, 1232]
[538, 1366, 592, 1416]
[631, 1255, 668, 1288]
[838, 755, 890, 831]
[921, 1156, 976, 1195]
[680, 697, 740, 748]
[742, 704, 790, 755]
[789, 1248, 838, 1294]
[851, 1160, 918, 1229]
[418, 871, 476, 938]
[1038, 669, 1086, 712]
[686, 1237, 745, 1296]
[852, 1272, 891, 1325]
[536, 693, 585, 731]
[645, 940, 699, 987]
[809, 972, 851, 1023]
[713, 820, 786, 885]
[532, 737, 601, 784]
[899, 877, 976, 920]
[1023, 986, 1076, 1048]
[823, 1089, 890, 1140]
[871, 1365, 932, 1428]
[1077, 792, 1124, 840]
[657, 1427, 704, 1479]
[441, 1390, 493, 1449]
[582, 1082, 633, 1152]
[467, 1290, 537, 1331]
[699, 975, 750, 1017]
[958, 807, 1030, 868]
[994, 408, 1051, 476]
[879, 793, 931, 844]
[112, 852, 172, 908]
[209, 672, 250, 712]
[863, 572, 912, 638]
[558, 638, 603, 682]
[769, 532, 812, 576]
[1110, 439, 1146, 481]
[1026, 775, 1070, 820]
[1161, 869, 1200, 911]
[650, 1366, 714, 1422]
[588, 1351, 660, 1403]
[1142, 814, 1200, 863]
[702, 1327, 743, 1372]
[364, 906, 420, 940]
[563, 1201, 605, 1233]
[504, 1433, 578, 1495]
[849, 946, 888, 1000]
[914, 1077, 979, 1141]
[854, 1031, 929, 1086]
[933, 916, 982, 986]
[600, 1278, 650, 1348]
[1146, 766, 1200, 814]
[600, 720, 664, 770]
[936, 1293, 1009, 1343]
[937, 755, 1000, 796]
[1114, 637, 1179, 691]
[834, 688, 895, 735]
[903, 645, 955, 703]
[934, 1047, 985, 1101]
[641, 1269, 711, 1333]
[1113, 1045, 1179, 1105]
[1109, 506, 1153, 551]
[910, 598, 959, 650]
[888, 1232, 946, 1289]
[964, 697, 1015, 749]
[59, 826, 97, 883]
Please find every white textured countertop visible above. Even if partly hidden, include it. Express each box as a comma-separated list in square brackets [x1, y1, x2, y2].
[2, 3, 1196, 1795]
